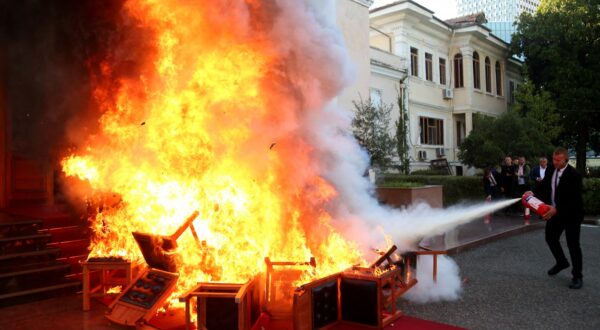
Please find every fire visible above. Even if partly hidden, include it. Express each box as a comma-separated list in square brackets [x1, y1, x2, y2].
[62, 0, 365, 299]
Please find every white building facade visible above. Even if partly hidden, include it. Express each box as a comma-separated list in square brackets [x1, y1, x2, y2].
[370, 1, 523, 174]
[336, 0, 376, 113]
[336, 0, 522, 175]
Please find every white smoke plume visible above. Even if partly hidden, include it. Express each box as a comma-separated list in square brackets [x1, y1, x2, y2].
[272, 0, 519, 302]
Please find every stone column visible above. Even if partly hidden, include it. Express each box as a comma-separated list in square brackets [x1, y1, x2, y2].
[465, 112, 473, 136]
[460, 47, 474, 88]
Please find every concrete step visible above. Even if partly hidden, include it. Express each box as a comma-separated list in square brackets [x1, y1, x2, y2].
[0, 278, 81, 308]
[58, 254, 88, 276]
[0, 233, 52, 255]
[0, 214, 43, 238]
[40, 225, 90, 243]
[5, 204, 86, 229]
[0, 247, 62, 267]
[47, 239, 90, 259]
[0, 261, 72, 299]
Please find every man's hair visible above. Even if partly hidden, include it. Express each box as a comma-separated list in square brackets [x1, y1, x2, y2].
[553, 147, 568, 158]
[539, 156, 547, 160]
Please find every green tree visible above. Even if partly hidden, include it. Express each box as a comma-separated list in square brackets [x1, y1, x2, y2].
[458, 112, 554, 168]
[512, 81, 562, 142]
[511, 0, 600, 173]
[351, 99, 397, 170]
[395, 85, 410, 174]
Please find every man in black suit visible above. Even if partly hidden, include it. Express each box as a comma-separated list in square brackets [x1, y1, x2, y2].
[526, 147, 584, 289]
[529, 156, 550, 190]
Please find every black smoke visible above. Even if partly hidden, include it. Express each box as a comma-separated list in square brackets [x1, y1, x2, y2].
[0, 0, 147, 163]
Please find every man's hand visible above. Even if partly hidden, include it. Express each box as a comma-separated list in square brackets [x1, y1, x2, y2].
[542, 206, 557, 221]
[522, 191, 533, 197]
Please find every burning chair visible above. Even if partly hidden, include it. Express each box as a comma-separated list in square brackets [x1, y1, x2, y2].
[179, 278, 261, 330]
[105, 211, 200, 328]
[290, 245, 445, 330]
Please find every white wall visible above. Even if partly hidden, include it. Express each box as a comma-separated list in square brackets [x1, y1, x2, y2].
[336, 0, 373, 112]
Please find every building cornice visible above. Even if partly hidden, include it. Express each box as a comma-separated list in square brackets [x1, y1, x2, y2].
[370, 60, 406, 79]
[350, 0, 374, 8]
[409, 99, 449, 113]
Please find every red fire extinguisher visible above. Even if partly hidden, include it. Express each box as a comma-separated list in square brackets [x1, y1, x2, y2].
[522, 194, 551, 217]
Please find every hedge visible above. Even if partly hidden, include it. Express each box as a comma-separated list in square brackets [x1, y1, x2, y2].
[378, 175, 600, 215]
[583, 178, 600, 216]
[377, 174, 482, 207]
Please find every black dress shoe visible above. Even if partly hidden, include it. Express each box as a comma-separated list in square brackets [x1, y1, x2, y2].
[569, 278, 583, 289]
[547, 263, 569, 276]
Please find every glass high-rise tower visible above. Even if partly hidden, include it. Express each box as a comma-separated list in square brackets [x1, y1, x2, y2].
[456, 0, 542, 43]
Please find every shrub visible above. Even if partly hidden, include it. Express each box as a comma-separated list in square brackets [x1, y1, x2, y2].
[587, 166, 600, 178]
[583, 178, 600, 215]
[377, 181, 424, 188]
[410, 168, 449, 176]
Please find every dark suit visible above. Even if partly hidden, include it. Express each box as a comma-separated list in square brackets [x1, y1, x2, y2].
[483, 169, 502, 200]
[534, 164, 584, 279]
[529, 164, 553, 190]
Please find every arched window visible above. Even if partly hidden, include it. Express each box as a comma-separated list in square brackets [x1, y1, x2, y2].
[454, 53, 463, 88]
[485, 57, 491, 93]
[495, 61, 502, 96]
[473, 51, 480, 89]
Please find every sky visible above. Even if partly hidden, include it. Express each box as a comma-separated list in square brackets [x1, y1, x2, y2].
[371, 0, 459, 20]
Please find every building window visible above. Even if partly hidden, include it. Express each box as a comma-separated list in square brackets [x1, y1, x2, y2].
[473, 51, 481, 89]
[425, 53, 433, 81]
[439, 58, 446, 85]
[456, 121, 465, 147]
[370, 88, 382, 108]
[495, 61, 502, 96]
[485, 57, 491, 93]
[454, 53, 464, 88]
[410, 47, 418, 77]
[509, 81, 515, 104]
[419, 117, 444, 145]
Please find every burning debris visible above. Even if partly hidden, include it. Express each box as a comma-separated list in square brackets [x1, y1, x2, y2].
[36, 0, 521, 327]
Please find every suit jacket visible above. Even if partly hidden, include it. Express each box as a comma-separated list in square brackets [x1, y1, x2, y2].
[530, 164, 553, 182]
[483, 169, 502, 197]
[533, 164, 584, 222]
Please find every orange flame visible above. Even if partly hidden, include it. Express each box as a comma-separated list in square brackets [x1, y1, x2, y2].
[62, 0, 365, 298]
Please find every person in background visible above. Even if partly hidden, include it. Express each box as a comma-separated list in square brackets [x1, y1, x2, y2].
[526, 147, 584, 289]
[515, 156, 531, 215]
[530, 156, 550, 190]
[483, 166, 502, 226]
[484, 167, 502, 202]
[500, 156, 516, 214]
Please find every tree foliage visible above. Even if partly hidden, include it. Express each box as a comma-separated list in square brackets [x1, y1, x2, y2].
[351, 99, 397, 170]
[395, 86, 410, 174]
[511, 0, 600, 173]
[458, 112, 554, 168]
[511, 80, 562, 142]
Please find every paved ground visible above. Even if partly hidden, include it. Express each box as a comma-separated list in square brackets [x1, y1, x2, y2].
[398, 224, 600, 330]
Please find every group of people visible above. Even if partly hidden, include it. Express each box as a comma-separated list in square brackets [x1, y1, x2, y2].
[483, 147, 584, 290]
[483, 154, 550, 207]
